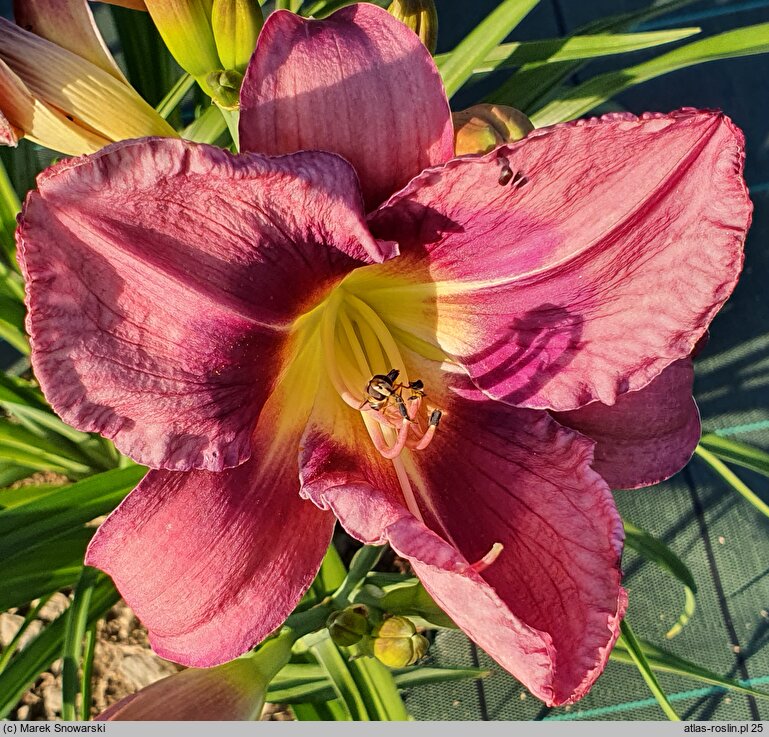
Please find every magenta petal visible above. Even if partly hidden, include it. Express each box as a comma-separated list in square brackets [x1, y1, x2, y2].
[86, 457, 335, 666]
[368, 110, 751, 411]
[239, 4, 453, 210]
[554, 358, 700, 489]
[19, 138, 389, 470]
[300, 394, 625, 705]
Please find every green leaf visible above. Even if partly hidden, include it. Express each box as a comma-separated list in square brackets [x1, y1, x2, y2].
[695, 445, 769, 520]
[623, 521, 696, 638]
[392, 665, 489, 688]
[0, 465, 145, 562]
[156, 73, 196, 120]
[437, 0, 541, 97]
[306, 634, 370, 720]
[61, 567, 98, 720]
[0, 481, 63, 508]
[619, 620, 680, 720]
[486, 0, 703, 112]
[0, 157, 21, 272]
[345, 652, 409, 720]
[612, 637, 769, 700]
[532, 23, 769, 126]
[0, 463, 34, 489]
[0, 527, 93, 611]
[0, 421, 95, 477]
[435, 28, 700, 73]
[699, 434, 769, 477]
[0, 575, 119, 719]
[182, 104, 230, 146]
[356, 580, 456, 629]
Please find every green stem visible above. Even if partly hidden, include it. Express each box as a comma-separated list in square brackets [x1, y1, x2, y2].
[285, 602, 335, 639]
[333, 545, 384, 606]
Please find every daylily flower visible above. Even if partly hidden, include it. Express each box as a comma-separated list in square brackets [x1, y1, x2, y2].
[17, 5, 751, 706]
[0, 0, 175, 155]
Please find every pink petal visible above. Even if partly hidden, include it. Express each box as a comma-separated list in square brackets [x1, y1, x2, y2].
[19, 138, 390, 471]
[86, 458, 335, 667]
[239, 4, 453, 210]
[367, 110, 751, 411]
[554, 358, 700, 489]
[300, 383, 625, 705]
[0, 109, 19, 146]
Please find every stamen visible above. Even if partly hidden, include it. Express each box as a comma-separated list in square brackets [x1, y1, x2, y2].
[320, 292, 361, 409]
[392, 456, 424, 523]
[468, 543, 504, 574]
[411, 410, 441, 451]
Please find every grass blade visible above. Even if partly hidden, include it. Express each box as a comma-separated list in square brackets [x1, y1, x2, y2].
[612, 637, 769, 700]
[61, 567, 97, 720]
[532, 23, 769, 126]
[436, 28, 700, 73]
[623, 521, 696, 638]
[699, 434, 769, 477]
[0, 575, 120, 719]
[695, 445, 769, 520]
[437, 0, 541, 97]
[619, 619, 680, 720]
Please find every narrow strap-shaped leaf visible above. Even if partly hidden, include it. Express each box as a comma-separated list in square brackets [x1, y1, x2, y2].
[346, 653, 410, 720]
[437, 0, 541, 97]
[0, 575, 119, 719]
[532, 23, 769, 126]
[0, 158, 20, 272]
[695, 445, 769, 520]
[61, 567, 98, 720]
[306, 634, 369, 720]
[619, 620, 681, 721]
[699, 434, 769, 477]
[0, 527, 94, 611]
[156, 73, 195, 120]
[486, 0, 702, 112]
[80, 626, 97, 721]
[0, 465, 146, 560]
[435, 28, 700, 73]
[623, 521, 696, 638]
[0, 594, 51, 674]
[612, 637, 769, 700]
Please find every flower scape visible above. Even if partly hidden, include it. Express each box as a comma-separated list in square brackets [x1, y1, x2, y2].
[14, 3, 751, 708]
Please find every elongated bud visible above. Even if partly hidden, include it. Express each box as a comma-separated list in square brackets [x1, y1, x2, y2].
[372, 615, 429, 667]
[387, 0, 438, 54]
[452, 104, 534, 156]
[327, 605, 370, 647]
[211, 0, 263, 74]
[144, 0, 221, 79]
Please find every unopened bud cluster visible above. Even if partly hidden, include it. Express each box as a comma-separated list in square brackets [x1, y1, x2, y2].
[452, 104, 534, 155]
[326, 608, 429, 667]
[387, 0, 438, 54]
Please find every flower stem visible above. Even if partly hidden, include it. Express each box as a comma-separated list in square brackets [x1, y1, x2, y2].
[333, 545, 384, 606]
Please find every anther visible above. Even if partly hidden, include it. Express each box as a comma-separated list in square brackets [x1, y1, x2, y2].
[428, 409, 442, 427]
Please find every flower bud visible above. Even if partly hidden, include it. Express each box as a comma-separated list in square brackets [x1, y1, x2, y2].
[205, 68, 244, 109]
[372, 615, 429, 667]
[452, 104, 534, 156]
[327, 605, 370, 647]
[387, 0, 438, 54]
[212, 0, 264, 75]
[144, 0, 221, 79]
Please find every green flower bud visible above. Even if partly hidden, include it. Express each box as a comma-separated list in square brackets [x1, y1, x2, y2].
[452, 104, 534, 156]
[327, 605, 370, 647]
[205, 68, 244, 109]
[372, 616, 429, 667]
[212, 0, 264, 74]
[387, 0, 438, 54]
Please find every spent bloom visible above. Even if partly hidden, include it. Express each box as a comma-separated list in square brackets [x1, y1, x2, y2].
[18, 5, 751, 705]
[0, 0, 175, 155]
